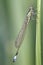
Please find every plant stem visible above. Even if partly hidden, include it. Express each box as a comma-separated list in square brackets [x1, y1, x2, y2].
[36, 0, 41, 65]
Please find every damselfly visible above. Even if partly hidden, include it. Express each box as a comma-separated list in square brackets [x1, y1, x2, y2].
[13, 7, 36, 62]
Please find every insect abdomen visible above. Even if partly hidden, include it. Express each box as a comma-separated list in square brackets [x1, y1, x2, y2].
[15, 7, 33, 49]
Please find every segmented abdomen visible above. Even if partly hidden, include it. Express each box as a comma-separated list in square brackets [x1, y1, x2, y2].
[15, 7, 33, 48]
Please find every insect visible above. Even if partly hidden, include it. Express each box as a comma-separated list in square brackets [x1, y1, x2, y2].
[13, 7, 36, 62]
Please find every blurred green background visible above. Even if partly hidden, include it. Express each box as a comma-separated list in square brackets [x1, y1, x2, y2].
[0, 0, 42, 65]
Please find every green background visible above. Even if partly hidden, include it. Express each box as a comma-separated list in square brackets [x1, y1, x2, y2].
[0, 0, 42, 65]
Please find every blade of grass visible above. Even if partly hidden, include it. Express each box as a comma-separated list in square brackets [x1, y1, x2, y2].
[36, 0, 41, 65]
